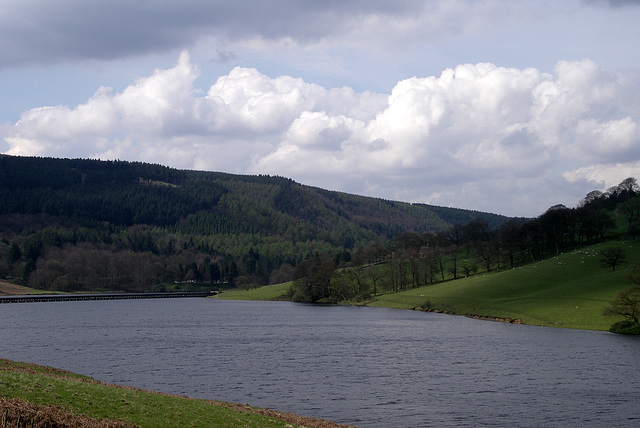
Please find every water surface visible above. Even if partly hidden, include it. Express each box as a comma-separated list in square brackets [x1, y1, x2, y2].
[0, 299, 638, 427]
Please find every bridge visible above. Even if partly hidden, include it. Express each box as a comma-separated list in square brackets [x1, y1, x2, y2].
[0, 291, 217, 304]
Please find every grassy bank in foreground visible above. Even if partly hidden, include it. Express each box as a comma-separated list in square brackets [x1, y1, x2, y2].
[216, 242, 637, 331]
[0, 359, 349, 428]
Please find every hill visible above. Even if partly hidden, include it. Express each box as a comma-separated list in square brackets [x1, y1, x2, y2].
[0, 155, 508, 292]
[367, 241, 638, 330]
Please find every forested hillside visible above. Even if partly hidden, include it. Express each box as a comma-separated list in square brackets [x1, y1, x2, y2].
[0, 155, 508, 292]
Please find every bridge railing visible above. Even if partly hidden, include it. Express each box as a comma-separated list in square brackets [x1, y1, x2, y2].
[0, 291, 218, 304]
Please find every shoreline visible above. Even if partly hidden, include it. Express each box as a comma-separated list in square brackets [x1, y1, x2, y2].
[356, 298, 524, 326]
[422, 307, 522, 324]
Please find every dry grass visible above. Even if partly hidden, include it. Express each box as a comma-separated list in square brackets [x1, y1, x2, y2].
[0, 281, 37, 295]
[0, 397, 136, 427]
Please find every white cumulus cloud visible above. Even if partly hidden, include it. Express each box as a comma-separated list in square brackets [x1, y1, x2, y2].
[3, 53, 640, 217]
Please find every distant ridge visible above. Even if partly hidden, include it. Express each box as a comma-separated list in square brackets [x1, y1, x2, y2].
[0, 154, 510, 290]
[0, 154, 510, 237]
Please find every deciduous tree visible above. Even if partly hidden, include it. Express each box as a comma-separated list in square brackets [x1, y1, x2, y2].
[603, 260, 640, 333]
[290, 254, 334, 302]
[600, 247, 627, 271]
[603, 286, 640, 323]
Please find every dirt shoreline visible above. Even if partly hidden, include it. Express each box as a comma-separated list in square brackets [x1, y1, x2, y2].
[422, 307, 521, 324]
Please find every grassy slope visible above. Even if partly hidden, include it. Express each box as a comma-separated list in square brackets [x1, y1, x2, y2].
[0, 359, 349, 428]
[214, 282, 291, 301]
[369, 241, 637, 330]
[217, 241, 638, 331]
[0, 281, 51, 295]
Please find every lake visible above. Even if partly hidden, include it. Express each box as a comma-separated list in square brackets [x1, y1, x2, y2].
[0, 298, 639, 427]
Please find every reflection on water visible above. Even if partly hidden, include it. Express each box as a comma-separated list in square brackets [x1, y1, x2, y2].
[1, 299, 639, 427]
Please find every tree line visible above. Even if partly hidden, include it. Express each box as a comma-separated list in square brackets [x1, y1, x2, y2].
[289, 178, 639, 303]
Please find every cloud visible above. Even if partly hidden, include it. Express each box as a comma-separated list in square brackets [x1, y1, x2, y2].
[214, 50, 239, 63]
[3, 53, 640, 217]
[0, 0, 525, 68]
[584, 0, 640, 8]
[253, 62, 557, 184]
[563, 161, 640, 189]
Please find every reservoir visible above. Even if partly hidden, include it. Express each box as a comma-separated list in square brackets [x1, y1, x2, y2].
[0, 298, 638, 427]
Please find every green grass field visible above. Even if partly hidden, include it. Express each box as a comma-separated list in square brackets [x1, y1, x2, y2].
[216, 241, 638, 331]
[368, 241, 638, 330]
[0, 359, 346, 428]
[214, 281, 292, 301]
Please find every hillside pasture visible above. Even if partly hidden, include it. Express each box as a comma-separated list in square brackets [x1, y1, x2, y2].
[369, 241, 638, 330]
[214, 282, 292, 301]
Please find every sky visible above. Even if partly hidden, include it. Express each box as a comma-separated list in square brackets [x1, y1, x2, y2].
[2, 0, 640, 217]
